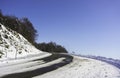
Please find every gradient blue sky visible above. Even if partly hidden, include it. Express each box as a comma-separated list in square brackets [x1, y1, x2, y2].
[0, 0, 120, 59]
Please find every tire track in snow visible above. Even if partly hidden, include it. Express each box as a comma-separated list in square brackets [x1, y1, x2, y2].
[0, 54, 73, 78]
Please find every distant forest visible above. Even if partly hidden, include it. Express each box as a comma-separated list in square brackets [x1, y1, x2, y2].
[0, 10, 68, 53]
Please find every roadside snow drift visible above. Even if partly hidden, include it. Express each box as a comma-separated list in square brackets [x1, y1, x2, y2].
[0, 23, 42, 60]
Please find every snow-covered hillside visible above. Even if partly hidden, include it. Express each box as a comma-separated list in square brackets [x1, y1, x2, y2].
[0, 23, 42, 60]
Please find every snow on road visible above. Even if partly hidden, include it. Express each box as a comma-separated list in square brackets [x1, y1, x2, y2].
[0, 52, 51, 67]
[0, 54, 120, 78]
[0, 53, 70, 77]
[0, 53, 51, 76]
[0, 57, 65, 77]
[34, 55, 120, 78]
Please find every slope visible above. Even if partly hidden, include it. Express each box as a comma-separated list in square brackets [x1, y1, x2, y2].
[0, 23, 42, 60]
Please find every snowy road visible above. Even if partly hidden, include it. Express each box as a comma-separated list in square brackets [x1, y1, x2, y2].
[0, 53, 73, 78]
[0, 53, 120, 78]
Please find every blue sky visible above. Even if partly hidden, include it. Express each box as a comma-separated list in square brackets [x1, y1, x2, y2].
[0, 0, 120, 59]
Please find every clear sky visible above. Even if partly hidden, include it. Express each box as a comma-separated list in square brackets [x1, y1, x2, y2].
[0, 0, 120, 59]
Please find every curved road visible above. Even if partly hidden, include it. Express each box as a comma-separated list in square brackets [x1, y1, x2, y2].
[0, 53, 73, 78]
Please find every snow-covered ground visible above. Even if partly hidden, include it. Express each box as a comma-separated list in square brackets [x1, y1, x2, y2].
[81, 55, 120, 69]
[0, 53, 63, 77]
[0, 52, 51, 67]
[34, 55, 120, 78]
[1, 54, 120, 78]
[0, 55, 120, 78]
